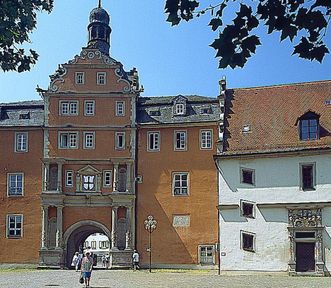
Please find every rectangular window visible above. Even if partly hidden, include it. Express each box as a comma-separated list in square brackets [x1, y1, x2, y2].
[240, 200, 255, 218]
[83, 175, 95, 191]
[84, 241, 89, 248]
[116, 101, 125, 116]
[7, 173, 24, 196]
[175, 103, 185, 115]
[59, 132, 78, 149]
[84, 132, 95, 149]
[200, 130, 212, 149]
[103, 170, 112, 187]
[241, 231, 255, 252]
[147, 131, 160, 152]
[7, 214, 23, 238]
[60, 101, 78, 116]
[199, 245, 215, 265]
[99, 241, 109, 249]
[174, 131, 187, 151]
[115, 132, 125, 150]
[75, 72, 85, 84]
[172, 172, 189, 196]
[91, 240, 96, 249]
[97, 72, 106, 85]
[65, 171, 73, 187]
[15, 132, 28, 152]
[84, 101, 95, 116]
[240, 168, 255, 185]
[300, 163, 315, 190]
[300, 119, 318, 140]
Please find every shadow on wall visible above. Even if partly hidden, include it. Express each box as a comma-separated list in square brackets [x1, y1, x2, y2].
[220, 208, 247, 223]
[259, 207, 288, 223]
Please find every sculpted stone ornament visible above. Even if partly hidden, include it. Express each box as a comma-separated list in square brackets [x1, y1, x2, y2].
[288, 208, 322, 227]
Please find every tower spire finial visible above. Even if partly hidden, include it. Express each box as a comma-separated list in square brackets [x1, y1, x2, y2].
[98, 0, 101, 8]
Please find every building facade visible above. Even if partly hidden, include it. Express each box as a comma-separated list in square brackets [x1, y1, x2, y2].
[215, 80, 331, 275]
[0, 4, 219, 269]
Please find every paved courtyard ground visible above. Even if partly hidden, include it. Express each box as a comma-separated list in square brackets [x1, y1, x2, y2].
[0, 269, 331, 288]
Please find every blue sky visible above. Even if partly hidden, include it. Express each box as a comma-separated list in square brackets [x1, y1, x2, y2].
[0, 0, 330, 103]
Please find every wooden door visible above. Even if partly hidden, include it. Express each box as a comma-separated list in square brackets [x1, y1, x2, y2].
[296, 242, 315, 272]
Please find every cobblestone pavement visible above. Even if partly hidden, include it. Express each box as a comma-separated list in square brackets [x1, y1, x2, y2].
[1, 269, 331, 288]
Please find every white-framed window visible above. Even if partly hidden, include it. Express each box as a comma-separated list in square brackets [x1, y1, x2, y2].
[59, 101, 78, 116]
[84, 101, 95, 116]
[97, 72, 106, 85]
[300, 162, 316, 191]
[240, 168, 255, 185]
[84, 132, 95, 149]
[200, 129, 212, 150]
[65, 171, 74, 187]
[240, 200, 255, 218]
[15, 132, 28, 152]
[7, 214, 23, 238]
[99, 240, 109, 249]
[199, 245, 215, 265]
[115, 132, 125, 150]
[147, 131, 160, 152]
[7, 173, 24, 196]
[241, 230, 255, 252]
[75, 72, 85, 84]
[116, 101, 125, 116]
[59, 132, 78, 149]
[83, 175, 95, 191]
[175, 103, 185, 115]
[172, 172, 189, 196]
[103, 170, 112, 187]
[174, 131, 187, 151]
[91, 240, 97, 249]
[84, 241, 89, 248]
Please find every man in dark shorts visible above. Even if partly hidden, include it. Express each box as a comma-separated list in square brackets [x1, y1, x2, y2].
[81, 251, 93, 287]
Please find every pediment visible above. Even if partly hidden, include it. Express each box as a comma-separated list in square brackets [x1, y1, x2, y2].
[173, 95, 188, 104]
[77, 165, 101, 175]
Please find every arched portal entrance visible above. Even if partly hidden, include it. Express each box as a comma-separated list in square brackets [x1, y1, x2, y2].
[63, 220, 111, 268]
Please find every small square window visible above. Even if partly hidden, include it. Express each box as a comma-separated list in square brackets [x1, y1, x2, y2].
[97, 72, 106, 85]
[7, 173, 24, 196]
[75, 72, 85, 84]
[115, 132, 125, 150]
[300, 163, 315, 190]
[241, 231, 255, 252]
[60, 101, 78, 116]
[240, 168, 255, 185]
[199, 245, 215, 265]
[116, 101, 125, 116]
[241, 200, 255, 218]
[7, 214, 23, 238]
[172, 172, 189, 196]
[15, 132, 28, 152]
[84, 101, 95, 116]
[59, 132, 78, 149]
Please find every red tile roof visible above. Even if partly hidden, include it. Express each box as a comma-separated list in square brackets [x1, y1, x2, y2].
[223, 80, 331, 154]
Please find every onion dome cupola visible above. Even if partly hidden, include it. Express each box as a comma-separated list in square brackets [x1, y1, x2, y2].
[87, 0, 111, 55]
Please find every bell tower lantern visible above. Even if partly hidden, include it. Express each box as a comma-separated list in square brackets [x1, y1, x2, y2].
[87, 0, 111, 55]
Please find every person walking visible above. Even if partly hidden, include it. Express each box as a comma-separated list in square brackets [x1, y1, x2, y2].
[132, 250, 140, 271]
[81, 251, 93, 288]
[71, 252, 79, 272]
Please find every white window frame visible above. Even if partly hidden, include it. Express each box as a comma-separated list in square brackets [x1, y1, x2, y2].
[59, 101, 79, 116]
[15, 132, 28, 152]
[84, 132, 95, 149]
[91, 240, 97, 249]
[58, 132, 79, 149]
[82, 175, 96, 192]
[7, 214, 23, 238]
[84, 100, 95, 116]
[7, 173, 24, 196]
[103, 170, 112, 188]
[65, 171, 74, 187]
[99, 240, 109, 249]
[241, 230, 256, 252]
[172, 172, 189, 196]
[198, 245, 215, 265]
[200, 129, 213, 150]
[175, 103, 185, 115]
[75, 72, 85, 85]
[147, 131, 160, 152]
[116, 101, 125, 116]
[97, 72, 106, 85]
[115, 132, 126, 150]
[174, 130, 187, 151]
[240, 167, 255, 186]
[240, 200, 255, 218]
[300, 162, 316, 191]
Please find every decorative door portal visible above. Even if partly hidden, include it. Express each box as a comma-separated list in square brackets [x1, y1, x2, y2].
[288, 208, 325, 275]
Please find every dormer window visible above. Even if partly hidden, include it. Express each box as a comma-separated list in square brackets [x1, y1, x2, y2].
[175, 103, 185, 115]
[173, 96, 187, 116]
[297, 111, 320, 141]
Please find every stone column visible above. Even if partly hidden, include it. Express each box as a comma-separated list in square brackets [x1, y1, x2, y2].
[111, 206, 118, 250]
[113, 163, 119, 191]
[55, 205, 63, 249]
[57, 163, 63, 192]
[125, 206, 132, 250]
[126, 163, 131, 193]
[41, 205, 49, 249]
